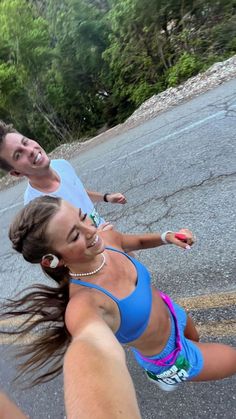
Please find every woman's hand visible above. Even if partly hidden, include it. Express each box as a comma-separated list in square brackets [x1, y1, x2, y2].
[98, 222, 114, 231]
[165, 229, 196, 249]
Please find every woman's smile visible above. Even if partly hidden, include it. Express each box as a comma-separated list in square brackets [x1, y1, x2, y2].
[87, 234, 104, 254]
[88, 235, 99, 248]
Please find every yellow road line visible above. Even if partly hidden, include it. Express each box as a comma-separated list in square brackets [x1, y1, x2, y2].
[0, 317, 39, 327]
[1, 291, 235, 329]
[0, 320, 235, 345]
[176, 291, 236, 310]
[0, 292, 235, 344]
[0, 333, 37, 345]
[197, 319, 236, 337]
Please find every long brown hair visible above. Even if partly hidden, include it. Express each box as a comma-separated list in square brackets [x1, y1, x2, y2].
[1, 196, 72, 386]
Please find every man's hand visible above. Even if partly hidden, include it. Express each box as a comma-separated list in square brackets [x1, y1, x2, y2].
[107, 193, 127, 204]
[98, 222, 114, 231]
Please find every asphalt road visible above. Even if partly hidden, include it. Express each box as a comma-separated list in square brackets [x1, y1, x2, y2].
[0, 79, 235, 418]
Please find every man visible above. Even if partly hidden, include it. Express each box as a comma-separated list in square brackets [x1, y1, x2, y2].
[0, 121, 126, 226]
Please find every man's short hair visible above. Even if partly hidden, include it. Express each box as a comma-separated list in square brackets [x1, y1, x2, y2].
[0, 120, 18, 172]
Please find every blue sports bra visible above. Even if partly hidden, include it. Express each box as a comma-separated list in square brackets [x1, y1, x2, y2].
[70, 246, 153, 344]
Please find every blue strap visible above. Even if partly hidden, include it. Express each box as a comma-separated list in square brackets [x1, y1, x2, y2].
[69, 246, 134, 303]
[70, 278, 120, 302]
[105, 246, 135, 262]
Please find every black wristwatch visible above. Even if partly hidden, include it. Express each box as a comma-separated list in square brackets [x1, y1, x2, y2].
[103, 193, 110, 202]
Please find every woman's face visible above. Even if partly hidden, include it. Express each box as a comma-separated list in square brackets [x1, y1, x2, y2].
[46, 200, 105, 265]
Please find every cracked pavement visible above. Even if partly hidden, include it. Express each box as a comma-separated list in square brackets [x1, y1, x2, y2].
[0, 79, 235, 418]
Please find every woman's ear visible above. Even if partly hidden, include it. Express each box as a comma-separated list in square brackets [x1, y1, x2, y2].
[41, 254, 62, 269]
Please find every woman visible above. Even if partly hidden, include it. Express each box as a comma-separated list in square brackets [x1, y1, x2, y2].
[3, 196, 236, 418]
[0, 392, 27, 419]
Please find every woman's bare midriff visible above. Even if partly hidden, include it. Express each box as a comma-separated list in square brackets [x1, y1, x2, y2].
[127, 287, 171, 356]
[69, 249, 172, 358]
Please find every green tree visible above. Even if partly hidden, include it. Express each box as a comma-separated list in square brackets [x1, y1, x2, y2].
[42, 0, 111, 135]
[1, 0, 235, 145]
[103, 0, 236, 117]
[0, 0, 62, 148]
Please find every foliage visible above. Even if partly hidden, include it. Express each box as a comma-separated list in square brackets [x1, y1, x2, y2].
[0, 0, 235, 149]
[0, 0, 56, 147]
[166, 53, 203, 87]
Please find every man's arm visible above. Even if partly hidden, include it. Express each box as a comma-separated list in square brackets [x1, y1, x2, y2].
[86, 190, 127, 204]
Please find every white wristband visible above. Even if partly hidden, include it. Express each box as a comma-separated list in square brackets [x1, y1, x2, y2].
[161, 231, 173, 244]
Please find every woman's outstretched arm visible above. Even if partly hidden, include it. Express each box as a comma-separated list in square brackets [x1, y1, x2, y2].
[108, 228, 195, 253]
[64, 304, 141, 419]
[0, 392, 27, 419]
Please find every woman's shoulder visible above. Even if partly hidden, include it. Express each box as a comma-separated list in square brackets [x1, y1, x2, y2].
[65, 284, 119, 339]
[100, 228, 123, 250]
[65, 290, 100, 335]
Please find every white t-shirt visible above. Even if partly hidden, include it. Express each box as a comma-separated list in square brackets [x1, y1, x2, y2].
[24, 159, 104, 226]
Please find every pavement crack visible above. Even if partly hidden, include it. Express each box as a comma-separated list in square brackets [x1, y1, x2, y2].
[108, 171, 236, 224]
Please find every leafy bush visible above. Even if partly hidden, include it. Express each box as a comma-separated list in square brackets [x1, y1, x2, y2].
[166, 53, 203, 87]
[129, 82, 156, 107]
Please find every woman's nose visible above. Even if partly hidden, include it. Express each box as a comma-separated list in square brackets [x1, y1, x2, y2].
[83, 223, 97, 237]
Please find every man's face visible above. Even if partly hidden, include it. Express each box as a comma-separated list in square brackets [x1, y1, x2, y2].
[1, 132, 50, 177]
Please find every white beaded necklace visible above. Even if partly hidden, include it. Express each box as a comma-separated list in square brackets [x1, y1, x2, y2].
[69, 253, 106, 277]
